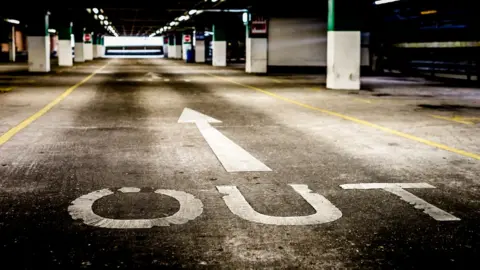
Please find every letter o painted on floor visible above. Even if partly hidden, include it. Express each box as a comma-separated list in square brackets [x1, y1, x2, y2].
[68, 187, 203, 228]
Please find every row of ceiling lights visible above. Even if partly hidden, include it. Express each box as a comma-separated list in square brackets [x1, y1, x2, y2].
[149, 0, 226, 37]
[149, 9, 203, 37]
[86, 8, 118, 37]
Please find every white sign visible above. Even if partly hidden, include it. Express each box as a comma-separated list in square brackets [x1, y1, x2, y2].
[217, 184, 342, 225]
[68, 187, 204, 228]
[178, 108, 271, 172]
[340, 183, 460, 221]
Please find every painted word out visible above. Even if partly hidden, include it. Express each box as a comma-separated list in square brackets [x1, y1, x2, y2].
[68, 183, 460, 229]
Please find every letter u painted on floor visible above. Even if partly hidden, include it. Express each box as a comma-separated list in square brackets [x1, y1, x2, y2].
[216, 184, 342, 225]
[68, 187, 204, 229]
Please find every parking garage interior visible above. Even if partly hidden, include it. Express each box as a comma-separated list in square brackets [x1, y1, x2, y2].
[0, 1, 479, 269]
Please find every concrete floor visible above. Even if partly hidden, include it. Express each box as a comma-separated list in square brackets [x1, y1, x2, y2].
[0, 58, 479, 269]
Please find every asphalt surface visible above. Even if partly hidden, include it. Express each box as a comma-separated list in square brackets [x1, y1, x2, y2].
[0, 58, 479, 269]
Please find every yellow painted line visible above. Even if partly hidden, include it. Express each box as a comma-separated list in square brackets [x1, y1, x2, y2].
[430, 115, 475, 125]
[0, 87, 14, 92]
[269, 78, 283, 83]
[0, 62, 109, 146]
[310, 87, 325, 91]
[353, 98, 375, 104]
[205, 72, 480, 161]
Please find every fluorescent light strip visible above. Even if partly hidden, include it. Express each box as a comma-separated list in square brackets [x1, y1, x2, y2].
[107, 49, 162, 53]
[375, 0, 400, 5]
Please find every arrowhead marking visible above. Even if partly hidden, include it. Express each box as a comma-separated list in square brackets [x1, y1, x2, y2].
[178, 108, 222, 123]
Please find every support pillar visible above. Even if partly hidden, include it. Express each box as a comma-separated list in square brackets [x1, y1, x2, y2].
[163, 36, 169, 58]
[182, 32, 192, 60]
[92, 34, 98, 58]
[194, 29, 205, 63]
[245, 15, 268, 73]
[326, 0, 361, 90]
[96, 34, 103, 58]
[84, 31, 93, 60]
[212, 24, 227, 66]
[100, 35, 105, 57]
[74, 25, 85, 62]
[167, 33, 181, 59]
[27, 11, 50, 72]
[58, 21, 73, 66]
[9, 25, 15, 62]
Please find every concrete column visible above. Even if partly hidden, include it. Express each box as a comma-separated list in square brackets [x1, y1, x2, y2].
[58, 21, 73, 66]
[212, 24, 227, 66]
[74, 25, 85, 62]
[194, 30, 205, 63]
[100, 35, 105, 57]
[84, 31, 93, 60]
[326, 0, 361, 90]
[167, 33, 181, 59]
[92, 34, 98, 58]
[97, 34, 104, 57]
[163, 36, 169, 58]
[245, 15, 268, 73]
[27, 12, 50, 72]
[182, 32, 192, 60]
[9, 26, 15, 62]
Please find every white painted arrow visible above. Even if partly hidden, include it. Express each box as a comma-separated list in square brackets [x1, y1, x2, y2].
[178, 108, 272, 172]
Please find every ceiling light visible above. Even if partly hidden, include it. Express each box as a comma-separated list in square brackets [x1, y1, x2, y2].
[98, 14, 104, 20]
[184, 15, 190, 21]
[92, 8, 99, 14]
[48, 29, 56, 33]
[94, 14, 98, 19]
[170, 21, 176, 26]
[86, 8, 91, 13]
[189, 9, 197, 15]
[374, 0, 400, 4]
[212, 0, 218, 2]
[100, 9, 104, 13]
[104, 20, 109, 25]
[4, 18, 20, 24]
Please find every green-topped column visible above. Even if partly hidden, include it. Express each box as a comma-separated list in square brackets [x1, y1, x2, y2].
[182, 31, 192, 60]
[8, 24, 15, 62]
[194, 27, 205, 63]
[327, 0, 361, 90]
[84, 30, 93, 60]
[212, 24, 226, 66]
[92, 33, 99, 58]
[246, 13, 268, 73]
[27, 11, 50, 72]
[58, 21, 73, 66]
[74, 23, 85, 62]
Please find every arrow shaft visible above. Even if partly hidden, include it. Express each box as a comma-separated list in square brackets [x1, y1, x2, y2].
[194, 121, 271, 172]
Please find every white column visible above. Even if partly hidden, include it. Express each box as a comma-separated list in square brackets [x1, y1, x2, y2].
[58, 40, 73, 66]
[194, 31, 205, 63]
[326, 0, 361, 90]
[326, 32, 361, 90]
[27, 13, 50, 72]
[93, 42, 98, 58]
[9, 26, 15, 62]
[174, 45, 182, 59]
[212, 41, 227, 66]
[182, 33, 192, 60]
[84, 32, 93, 61]
[74, 43, 85, 62]
[212, 24, 227, 66]
[27, 36, 50, 72]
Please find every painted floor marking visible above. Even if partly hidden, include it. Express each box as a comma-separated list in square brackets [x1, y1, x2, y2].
[0, 62, 109, 146]
[68, 187, 203, 229]
[340, 183, 460, 221]
[0, 87, 14, 92]
[178, 108, 272, 172]
[217, 184, 342, 225]
[430, 114, 479, 125]
[205, 73, 480, 161]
